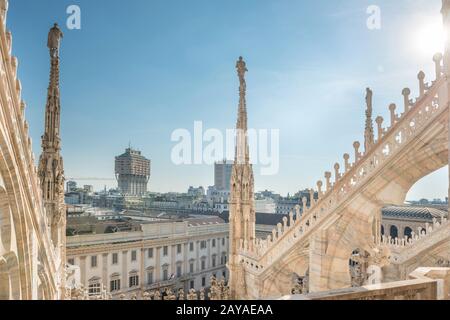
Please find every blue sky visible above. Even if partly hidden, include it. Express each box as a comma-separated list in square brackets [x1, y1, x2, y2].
[7, 0, 448, 199]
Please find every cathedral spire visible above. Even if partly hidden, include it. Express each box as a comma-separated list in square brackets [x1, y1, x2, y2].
[235, 56, 250, 165]
[229, 57, 255, 299]
[38, 23, 65, 250]
[364, 88, 375, 152]
[442, 0, 450, 76]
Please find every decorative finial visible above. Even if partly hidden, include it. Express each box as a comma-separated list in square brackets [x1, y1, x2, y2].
[47, 23, 64, 58]
[364, 88, 375, 152]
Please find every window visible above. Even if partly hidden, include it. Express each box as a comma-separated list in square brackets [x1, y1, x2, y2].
[201, 259, 206, 271]
[131, 250, 137, 262]
[190, 280, 195, 289]
[222, 238, 225, 246]
[201, 277, 206, 287]
[212, 239, 216, 247]
[224, 256, 227, 264]
[148, 248, 153, 258]
[177, 265, 182, 277]
[147, 271, 154, 285]
[129, 275, 139, 287]
[212, 255, 216, 268]
[112, 253, 118, 265]
[110, 279, 121, 292]
[189, 262, 194, 273]
[163, 246, 168, 256]
[200, 241, 207, 249]
[189, 242, 194, 251]
[91, 256, 97, 268]
[177, 244, 182, 254]
[68, 258, 75, 265]
[222, 271, 226, 279]
[88, 282, 101, 296]
[163, 269, 169, 281]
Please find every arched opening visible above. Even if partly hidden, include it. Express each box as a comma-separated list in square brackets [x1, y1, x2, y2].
[381, 225, 385, 236]
[390, 225, 398, 238]
[404, 227, 413, 239]
[406, 167, 447, 205]
[0, 253, 21, 300]
[0, 257, 10, 300]
[0, 185, 12, 253]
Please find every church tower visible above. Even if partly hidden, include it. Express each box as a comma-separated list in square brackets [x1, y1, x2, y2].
[38, 24, 66, 295]
[228, 57, 256, 299]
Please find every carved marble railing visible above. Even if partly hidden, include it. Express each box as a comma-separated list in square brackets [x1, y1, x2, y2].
[238, 53, 449, 273]
[279, 278, 438, 300]
[279, 267, 450, 300]
[382, 217, 449, 249]
[386, 217, 450, 265]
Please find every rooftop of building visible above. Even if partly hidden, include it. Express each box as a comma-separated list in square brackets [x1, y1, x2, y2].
[381, 205, 448, 221]
[218, 211, 284, 226]
[67, 210, 226, 236]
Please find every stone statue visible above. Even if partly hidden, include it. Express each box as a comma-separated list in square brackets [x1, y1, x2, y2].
[364, 88, 375, 150]
[236, 56, 248, 83]
[0, 0, 8, 22]
[199, 288, 205, 300]
[365, 88, 373, 112]
[153, 290, 161, 300]
[209, 276, 220, 300]
[48, 23, 63, 58]
[443, 0, 450, 14]
[187, 288, 197, 300]
[178, 288, 185, 300]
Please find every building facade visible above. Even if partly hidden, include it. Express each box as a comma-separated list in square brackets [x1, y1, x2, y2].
[214, 160, 233, 191]
[115, 148, 151, 196]
[381, 206, 448, 239]
[66, 218, 229, 299]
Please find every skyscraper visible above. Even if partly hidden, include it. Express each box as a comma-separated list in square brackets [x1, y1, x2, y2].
[115, 148, 151, 196]
[214, 160, 233, 191]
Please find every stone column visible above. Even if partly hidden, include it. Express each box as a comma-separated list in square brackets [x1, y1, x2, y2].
[155, 247, 161, 282]
[122, 251, 128, 291]
[79, 256, 86, 286]
[140, 247, 145, 292]
[102, 253, 108, 289]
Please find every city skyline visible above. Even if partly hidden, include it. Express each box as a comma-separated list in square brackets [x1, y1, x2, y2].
[7, 0, 447, 199]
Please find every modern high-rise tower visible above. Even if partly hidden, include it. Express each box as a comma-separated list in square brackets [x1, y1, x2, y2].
[214, 160, 233, 191]
[115, 148, 151, 196]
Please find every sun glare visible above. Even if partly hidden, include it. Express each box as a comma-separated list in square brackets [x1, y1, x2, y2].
[414, 18, 446, 58]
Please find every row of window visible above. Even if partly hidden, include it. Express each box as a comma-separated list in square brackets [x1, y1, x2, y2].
[70, 253, 228, 271]
[73, 245, 228, 269]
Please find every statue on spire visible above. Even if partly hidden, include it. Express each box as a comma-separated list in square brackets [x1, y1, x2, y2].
[48, 23, 64, 58]
[236, 56, 248, 83]
[0, 0, 8, 23]
[364, 88, 375, 152]
[443, 0, 450, 14]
